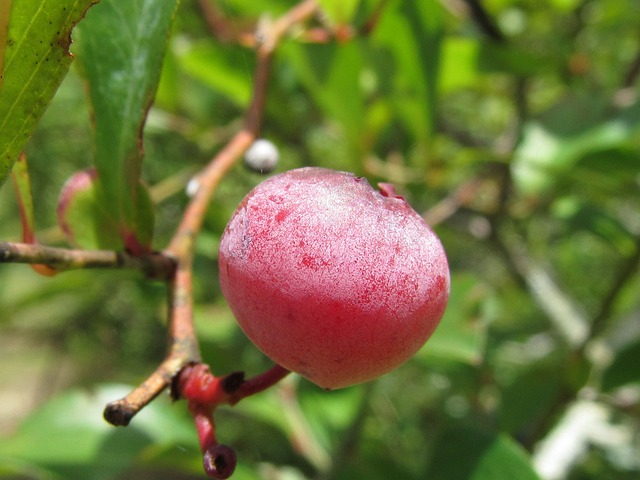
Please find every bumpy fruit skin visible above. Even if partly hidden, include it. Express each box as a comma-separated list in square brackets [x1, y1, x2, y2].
[219, 167, 450, 389]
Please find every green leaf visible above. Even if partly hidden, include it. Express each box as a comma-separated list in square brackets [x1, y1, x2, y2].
[602, 340, 640, 391]
[512, 97, 640, 198]
[318, 0, 360, 25]
[371, 1, 443, 152]
[478, 43, 553, 77]
[0, 384, 195, 480]
[427, 427, 540, 480]
[498, 366, 563, 434]
[439, 38, 480, 94]
[418, 273, 489, 365]
[551, 199, 636, 255]
[74, 0, 179, 251]
[283, 41, 366, 165]
[178, 40, 252, 108]
[0, 1, 12, 88]
[0, 0, 96, 187]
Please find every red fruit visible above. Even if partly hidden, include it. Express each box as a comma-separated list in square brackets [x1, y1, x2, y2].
[218, 167, 450, 389]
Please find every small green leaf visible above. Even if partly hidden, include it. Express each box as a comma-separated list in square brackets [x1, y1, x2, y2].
[74, 0, 179, 251]
[0, 0, 96, 187]
[427, 427, 540, 480]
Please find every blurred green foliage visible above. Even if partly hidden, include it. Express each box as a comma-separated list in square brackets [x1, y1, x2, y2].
[1, 0, 640, 479]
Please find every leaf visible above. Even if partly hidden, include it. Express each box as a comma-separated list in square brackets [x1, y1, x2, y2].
[498, 365, 563, 434]
[0, 0, 97, 187]
[178, 40, 252, 108]
[370, 1, 443, 153]
[417, 273, 489, 365]
[427, 427, 540, 480]
[283, 41, 366, 164]
[0, 0, 12, 88]
[10, 153, 57, 275]
[74, 0, 179, 252]
[551, 199, 636, 255]
[57, 169, 154, 250]
[0, 384, 196, 480]
[318, 0, 360, 25]
[512, 97, 640, 197]
[602, 340, 640, 392]
[478, 43, 553, 77]
[439, 38, 480, 94]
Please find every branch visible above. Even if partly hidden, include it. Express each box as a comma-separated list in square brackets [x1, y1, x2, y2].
[104, 0, 320, 427]
[0, 241, 175, 280]
[463, 0, 505, 43]
[589, 235, 640, 339]
[489, 226, 591, 348]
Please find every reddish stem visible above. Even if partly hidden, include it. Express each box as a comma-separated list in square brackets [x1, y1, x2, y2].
[231, 364, 291, 404]
[178, 363, 291, 407]
[190, 402, 218, 452]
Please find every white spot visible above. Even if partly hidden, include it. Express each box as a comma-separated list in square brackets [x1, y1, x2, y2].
[245, 139, 279, 173]
[186, 177, 200, 197]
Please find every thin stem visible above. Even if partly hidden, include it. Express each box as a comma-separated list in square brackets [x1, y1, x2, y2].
[177, 363, 290, 407]
[104, 353, 188, 426]
[463, 0, 505, 43]
[230, 364, 290, 404]
[190, 402, 218, 452]
[0, 241, 175, 280]
[589, 235, 640, 339]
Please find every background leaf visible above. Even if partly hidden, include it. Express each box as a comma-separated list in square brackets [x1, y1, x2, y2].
[427, 427, 540, 480]
[0, 385, 196, 479]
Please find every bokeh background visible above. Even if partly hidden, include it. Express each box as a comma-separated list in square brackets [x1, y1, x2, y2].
[1, 0, 639, 479]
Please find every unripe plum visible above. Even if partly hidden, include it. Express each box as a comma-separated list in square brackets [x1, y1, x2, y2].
[219, 167, 449, 389]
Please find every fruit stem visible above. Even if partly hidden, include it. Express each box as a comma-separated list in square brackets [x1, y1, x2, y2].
[177, 362, 291, 407]
[230, 363, 291, 404]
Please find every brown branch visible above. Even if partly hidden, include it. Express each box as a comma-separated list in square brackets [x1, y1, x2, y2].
[359, 0, 389, 35]
[589, 235, 640, 339]
[104, 0, 320, 426]
[197, 0, 253, 43]
[463, 0, 505, 43]
[0, 241, 175, 280]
